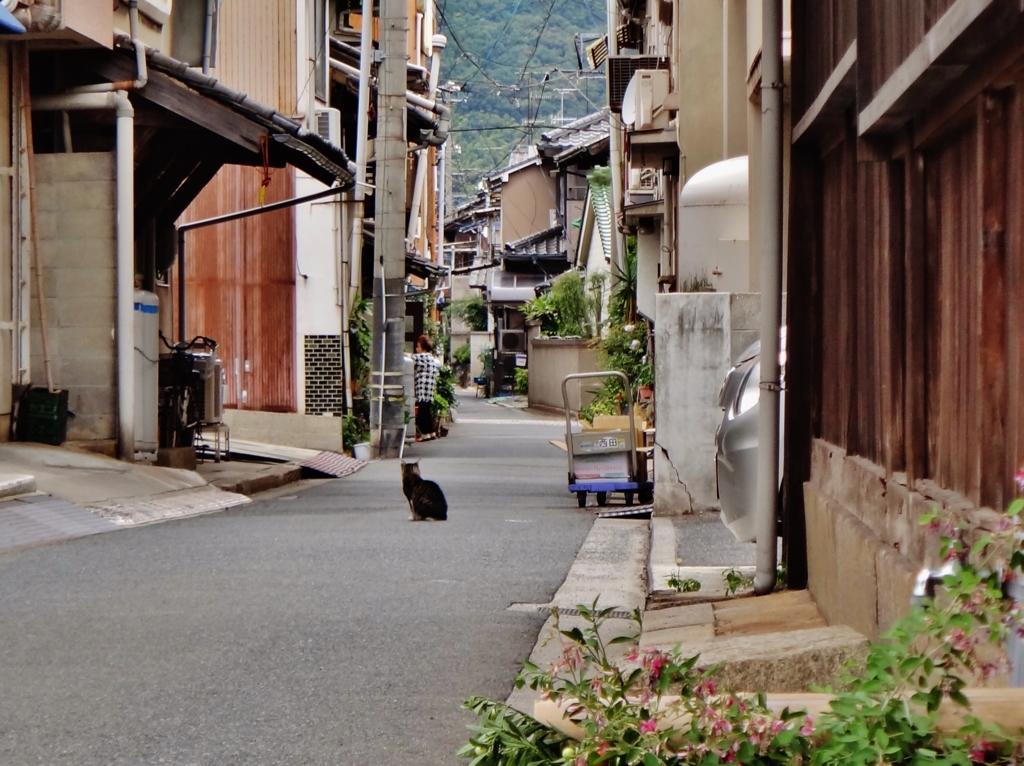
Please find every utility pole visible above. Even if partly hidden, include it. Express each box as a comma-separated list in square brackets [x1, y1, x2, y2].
[370, 0, 408, 458]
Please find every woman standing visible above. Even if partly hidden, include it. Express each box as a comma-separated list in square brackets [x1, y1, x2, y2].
[413, 335, 439, 441]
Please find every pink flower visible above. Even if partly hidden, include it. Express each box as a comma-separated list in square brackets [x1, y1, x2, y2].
[640, 718, 658, 734]
[695, 680, 716, 698]
[649, 656, 665, 678]
[945, 627, 972, 652]
[770, 719, 786, 735]
[799, 716, 814, 737]
[1015, 469, 1024, 493]
[969, 740, 993, 763]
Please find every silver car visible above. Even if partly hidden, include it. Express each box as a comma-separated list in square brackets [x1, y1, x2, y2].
[714, 333, 785, 543]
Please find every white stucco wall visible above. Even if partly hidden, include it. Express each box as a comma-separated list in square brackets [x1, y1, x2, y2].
[294, 171, 344, 415]
[654, 292, 759, 515]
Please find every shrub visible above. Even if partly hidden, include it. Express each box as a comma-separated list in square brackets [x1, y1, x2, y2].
[515, 367, 529, 396]
[461, 505, 1024, 766]
[451, 294, 489, 332]
[452, 343, 472, 366]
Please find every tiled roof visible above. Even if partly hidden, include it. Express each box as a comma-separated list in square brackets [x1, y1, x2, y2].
[537, 112, 609, 163]
[504, 226, 565, 257]
[590, 181, 613, 261]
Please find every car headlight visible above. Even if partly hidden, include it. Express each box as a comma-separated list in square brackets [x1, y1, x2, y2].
[734, 362, 760, 417]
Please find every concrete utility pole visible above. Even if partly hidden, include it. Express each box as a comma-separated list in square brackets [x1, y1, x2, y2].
[369, 0, 409, 457]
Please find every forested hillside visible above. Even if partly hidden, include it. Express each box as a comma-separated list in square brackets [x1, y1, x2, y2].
[437, 0, 607, 203]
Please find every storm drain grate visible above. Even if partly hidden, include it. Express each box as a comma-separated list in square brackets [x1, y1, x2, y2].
[595, 505, 653, 519]
[507, 602, 634, 620]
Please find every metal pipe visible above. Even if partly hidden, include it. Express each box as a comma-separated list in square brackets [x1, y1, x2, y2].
[346, 0, 374, 340]
[175, 184, 347, 341]
[329, 58, 449, 146]
[75, 0, 148, 92]
[115, 91, 135, 461]
[753, 0, 783, 596]
[202, 0, 216, 74]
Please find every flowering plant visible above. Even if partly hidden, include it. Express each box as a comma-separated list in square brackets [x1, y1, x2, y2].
[460, 503, 1024, 766]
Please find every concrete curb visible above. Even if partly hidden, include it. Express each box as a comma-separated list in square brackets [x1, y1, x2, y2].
[506, 518, 650, 714]
[0, 474, 36, 501]
[207, 464, 303, 496]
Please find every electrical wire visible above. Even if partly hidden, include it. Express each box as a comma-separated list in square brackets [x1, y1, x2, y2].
[435, 0, 508, 93]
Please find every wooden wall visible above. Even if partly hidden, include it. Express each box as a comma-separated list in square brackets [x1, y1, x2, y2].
[788, 55, 1024, 514]
[181, 166, 297, 413]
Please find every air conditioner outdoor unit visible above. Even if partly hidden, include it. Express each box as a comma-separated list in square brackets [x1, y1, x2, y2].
[315, 107, 342, 146]
[629, 69, 670, 130]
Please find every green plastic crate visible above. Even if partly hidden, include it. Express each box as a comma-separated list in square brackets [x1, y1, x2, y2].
[25, 388, 69, 446]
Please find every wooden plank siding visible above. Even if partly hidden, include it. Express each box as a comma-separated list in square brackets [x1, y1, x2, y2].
[858, 0, 957, 104]
[214, 0, 299, 114]
[792, 0, 857, 118]
[178, 3, 302, 413]
[182, 166, 297, 413]
[789, 1, 1024, 518]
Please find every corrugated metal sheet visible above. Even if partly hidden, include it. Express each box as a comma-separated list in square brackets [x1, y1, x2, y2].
[182, 165, 297, 412]
[215, 0, 298, 113]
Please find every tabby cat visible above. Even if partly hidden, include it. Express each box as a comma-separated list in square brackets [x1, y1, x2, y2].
[401, 460, 448, 521]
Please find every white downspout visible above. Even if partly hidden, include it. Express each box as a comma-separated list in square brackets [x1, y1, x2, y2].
[115, 92, 135, 462]
[406, 34, 445, 245]
[32, 91, 136, 461]
[754, 0, 783, 595]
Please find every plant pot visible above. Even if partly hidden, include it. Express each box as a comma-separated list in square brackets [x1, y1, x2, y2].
[352, 442, 371, 461]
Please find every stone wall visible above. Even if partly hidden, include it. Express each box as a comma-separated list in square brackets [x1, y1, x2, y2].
[31, 153, 117, 444]
[804, 438, 1007, 640]
[653, 292, 759, 515]
[527, 336, 600, 414]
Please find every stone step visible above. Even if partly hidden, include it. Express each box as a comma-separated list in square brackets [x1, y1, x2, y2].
[639, 590, 866, 692]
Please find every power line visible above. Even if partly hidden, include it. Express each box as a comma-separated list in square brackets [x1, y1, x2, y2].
[434, 0, 508, 94]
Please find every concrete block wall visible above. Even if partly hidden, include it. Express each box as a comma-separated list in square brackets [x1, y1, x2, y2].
[30, 153, 117, 443]
[653, 292, 759, 515]
[804, 438, 1008, 640]
[527, 336, 600, 414]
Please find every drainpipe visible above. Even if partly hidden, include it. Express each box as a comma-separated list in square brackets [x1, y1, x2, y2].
[32, 91, 136, 461]
[753, 0, 783, 596]
[115, 92, 135, 463]
[76, 0, 148, 92]
[202, 0, 216, 74]
[407, 34, 447, 246]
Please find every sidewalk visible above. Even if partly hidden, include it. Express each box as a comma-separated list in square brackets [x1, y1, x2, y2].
[0, 442, 306, 555]
[511, 510, 871, 718]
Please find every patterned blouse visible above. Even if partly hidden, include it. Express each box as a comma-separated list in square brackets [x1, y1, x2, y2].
[413, 352, 440, 402]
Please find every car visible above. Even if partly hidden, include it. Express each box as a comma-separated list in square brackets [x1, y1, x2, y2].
[714, 331, 785, 543]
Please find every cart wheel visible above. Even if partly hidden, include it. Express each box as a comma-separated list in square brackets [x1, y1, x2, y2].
[596, 492, 608, 506]
[624, 491, 635, 506]
[639, 486, 654, 504]
[576, 491, 587, 508]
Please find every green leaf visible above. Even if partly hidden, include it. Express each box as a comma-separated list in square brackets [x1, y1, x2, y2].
[643, 753, 662, 766]
[1008, 498, 1024, 517]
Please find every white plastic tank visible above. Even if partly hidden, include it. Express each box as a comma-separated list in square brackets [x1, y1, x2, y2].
[133, 290, 159, 453]
[677, 156, 750, 293]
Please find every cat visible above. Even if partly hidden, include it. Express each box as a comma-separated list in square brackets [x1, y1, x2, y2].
[401, 459, 448, 521]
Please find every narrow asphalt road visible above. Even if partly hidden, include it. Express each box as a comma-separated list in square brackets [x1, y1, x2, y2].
[0, 394, 593, 766]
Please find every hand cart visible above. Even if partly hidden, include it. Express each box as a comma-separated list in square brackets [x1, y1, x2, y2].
[562, 371, 654, 508]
